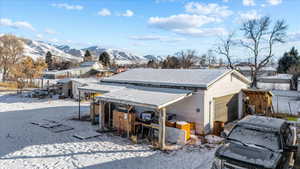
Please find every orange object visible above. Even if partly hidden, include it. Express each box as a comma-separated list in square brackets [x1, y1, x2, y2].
[176, 121, 191, 140]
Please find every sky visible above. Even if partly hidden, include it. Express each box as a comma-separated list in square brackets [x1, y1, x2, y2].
[0, 0, 299, 59]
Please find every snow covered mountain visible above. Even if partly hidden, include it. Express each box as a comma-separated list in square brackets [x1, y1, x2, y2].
[23, 39, 82, 62]
[82, 46, 145, 65]
[21, 37, 164, 64]
[143, 55, 165, 61]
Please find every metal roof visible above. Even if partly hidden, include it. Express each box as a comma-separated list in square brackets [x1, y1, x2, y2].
[238, 115, 286, 131]
[101, 68, 246, 88]
[78, 83, 125, 93]
[96, 85, 192, 109]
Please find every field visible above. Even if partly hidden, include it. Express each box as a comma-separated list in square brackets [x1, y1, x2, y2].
[0, 92, 217, 169]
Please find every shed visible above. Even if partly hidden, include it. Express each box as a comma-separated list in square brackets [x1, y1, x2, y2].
[241, 88, 273, 116]
[98, 68, 250, 134]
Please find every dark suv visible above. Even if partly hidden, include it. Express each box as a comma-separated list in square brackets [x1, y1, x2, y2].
[212, 115, 297, 169]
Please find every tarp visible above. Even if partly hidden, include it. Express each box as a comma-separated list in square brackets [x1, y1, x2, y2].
[96, 85, 192, 109]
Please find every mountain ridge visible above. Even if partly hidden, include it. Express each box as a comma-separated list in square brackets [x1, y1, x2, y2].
[21, 37, 163, 64]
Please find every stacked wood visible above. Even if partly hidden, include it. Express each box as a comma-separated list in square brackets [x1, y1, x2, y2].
[90, 103, 100, 116]
[242, 89, 273, 116]
[213, 121, 224, 136]
[113, 110, 135, 134]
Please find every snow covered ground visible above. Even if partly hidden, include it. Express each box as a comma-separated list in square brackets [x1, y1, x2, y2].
[0, 92, 216, 169]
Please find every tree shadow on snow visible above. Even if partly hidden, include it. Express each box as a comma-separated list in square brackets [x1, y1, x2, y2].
[0, 93, 64, 104]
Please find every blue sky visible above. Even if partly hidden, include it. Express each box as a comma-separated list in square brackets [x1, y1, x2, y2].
[0, 0, 299, 59]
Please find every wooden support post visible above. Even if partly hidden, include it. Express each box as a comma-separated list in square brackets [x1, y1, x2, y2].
[158, 108, 166, 150]
[91, 95, 96, 124]
[127, 105, 130, 138]
[108, 102, 111, 128]
[126, 105, 133, 138]
[99, 101, 105, 130]
[78, 91, 81, 120]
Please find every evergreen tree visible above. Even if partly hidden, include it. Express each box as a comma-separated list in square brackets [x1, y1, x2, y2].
[147, 59, 157, 68]
[84, 50, 92, 62]
[162, 56, 180, 69]
[277, 47, 300, 73]
[45, 51, 53, 70]
[98, 52, 110, 66]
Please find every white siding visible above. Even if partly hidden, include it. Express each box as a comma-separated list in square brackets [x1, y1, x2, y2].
[72, 81, 83, 99]
[203, 73, 249, 134]
[166, 91, 205, 134]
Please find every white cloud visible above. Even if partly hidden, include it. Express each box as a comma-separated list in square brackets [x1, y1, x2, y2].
[51, 3, 83, 10]
[223, 0, 230, 2]
[129, 35, 185, 42]
[98, 8, 111, 16]
[172, 27, 227, 37]
[45, 28, 58, 34]
[36, 34, 43, 39]
[266, 0, 282, 5]
[48, 38, 60, 43]
[0, 18, 35, 31]
[148, 2, 231, 37]
[185, 2, 233, 18]
[130, 35, 163, 41]
[121, 10, 134, 17]
[149, 14, 218, 30]
[243, 0, 255, 6]
[237, 10, 261, 22]
[288, 32, 300, 42]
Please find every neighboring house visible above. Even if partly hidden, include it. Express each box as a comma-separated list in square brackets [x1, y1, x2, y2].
[82, 68, 250, 135]
[236, 66, 277, 79]
[57, 78, 99, 98]
[43, 62, 107, 79]
[80, 61, 104, 69]
[258, 74, 293, 90]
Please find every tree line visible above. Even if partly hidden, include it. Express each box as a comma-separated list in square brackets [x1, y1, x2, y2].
[0, 35, 47, 89]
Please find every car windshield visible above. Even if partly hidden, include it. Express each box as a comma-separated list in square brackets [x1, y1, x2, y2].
[228, 126, 281, 151]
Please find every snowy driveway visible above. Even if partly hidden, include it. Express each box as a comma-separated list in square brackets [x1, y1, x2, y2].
[0, 93, 216, 169]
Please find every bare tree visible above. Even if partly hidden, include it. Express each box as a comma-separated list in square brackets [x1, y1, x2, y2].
[240, 16, 287, 88]
[176, 49, 198, 68]
[0, 34, 24, 81]
[216, 32, 236, 69]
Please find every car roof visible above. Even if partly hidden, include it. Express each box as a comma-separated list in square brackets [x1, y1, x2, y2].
[238, 115, 286, 132]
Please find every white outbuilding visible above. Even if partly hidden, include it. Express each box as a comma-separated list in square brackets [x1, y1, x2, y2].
[94, 68, 251, 135]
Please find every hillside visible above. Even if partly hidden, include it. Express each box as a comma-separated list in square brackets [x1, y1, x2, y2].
[21, 37, 163, 64]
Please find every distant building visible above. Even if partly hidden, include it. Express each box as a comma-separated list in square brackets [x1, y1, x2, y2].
[257, 74, 293, 90]
[236, 66, 277, 79]
[43, 62, 109, 79]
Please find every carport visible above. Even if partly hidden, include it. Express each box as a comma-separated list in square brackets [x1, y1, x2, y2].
[96, 85, 193, 149]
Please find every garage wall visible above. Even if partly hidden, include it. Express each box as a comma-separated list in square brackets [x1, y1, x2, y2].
[166, 91, 205, 134]
[203, 72, 249, 134]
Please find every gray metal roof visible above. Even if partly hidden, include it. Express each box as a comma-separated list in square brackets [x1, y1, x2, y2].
[78, 83, 125, 93]
[101, 68, 237, 88]
[96, 85, 192, 109]
[239, 115, 286, 131]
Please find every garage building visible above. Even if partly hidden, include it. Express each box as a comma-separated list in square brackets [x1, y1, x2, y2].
[96, 68, 250, 135]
